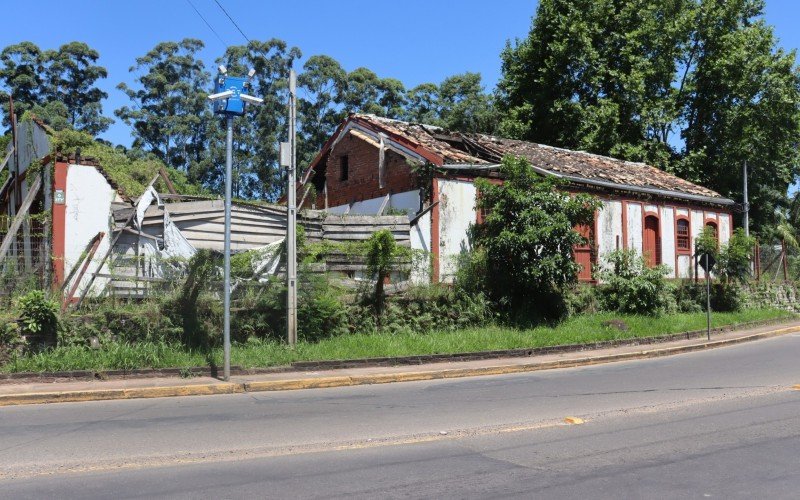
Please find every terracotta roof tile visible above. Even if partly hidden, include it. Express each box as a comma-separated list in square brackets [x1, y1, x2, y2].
[351, 114, 726, 201]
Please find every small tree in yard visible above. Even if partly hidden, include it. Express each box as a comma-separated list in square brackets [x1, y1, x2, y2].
[366, 229, 400, 319]
[717, 228, 756, 284]
[470, 156, 600, 322]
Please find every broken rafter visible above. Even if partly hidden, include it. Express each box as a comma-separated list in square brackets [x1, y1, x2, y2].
[158, 166, 177, 195]
[0, 173, 41, 267]
[74, 171, 162, 308]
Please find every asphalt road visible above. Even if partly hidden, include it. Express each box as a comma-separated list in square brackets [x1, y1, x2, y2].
[1, 333, 799, 499]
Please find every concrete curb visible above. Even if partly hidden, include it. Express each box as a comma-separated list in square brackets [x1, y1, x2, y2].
[2, 325, 798, 407]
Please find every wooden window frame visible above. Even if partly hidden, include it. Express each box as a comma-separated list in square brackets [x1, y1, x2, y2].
[675, 217, 691, 254]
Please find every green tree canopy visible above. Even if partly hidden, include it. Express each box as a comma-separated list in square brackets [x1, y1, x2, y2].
[115, 39, 211, 176]
[498, 0, 800, 232]
[0, 41, 111, 134]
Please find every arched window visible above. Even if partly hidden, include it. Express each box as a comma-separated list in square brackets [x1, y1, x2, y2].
[676, 218, 690, 252]
[705, 221, 718, 241]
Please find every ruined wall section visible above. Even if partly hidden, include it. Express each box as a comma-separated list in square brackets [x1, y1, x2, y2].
[323, 134, 418, 209]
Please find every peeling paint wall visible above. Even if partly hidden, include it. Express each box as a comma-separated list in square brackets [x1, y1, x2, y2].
[597, 200, 623, 266]
[64, 165, 115, 296]
[626, 203, 643, 254]
[660, 206, 676, 276]
[437, 179, 477, 282]
[719, 213, 731, 245]
[691, 210, 705, 278]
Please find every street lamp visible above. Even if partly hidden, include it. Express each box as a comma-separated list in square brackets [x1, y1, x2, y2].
[207, 69, 263, 381]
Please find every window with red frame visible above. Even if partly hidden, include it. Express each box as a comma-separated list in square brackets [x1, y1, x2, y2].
[676, 218, 690, 251]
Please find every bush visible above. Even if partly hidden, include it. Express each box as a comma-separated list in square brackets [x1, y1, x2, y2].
[470, 155, 600, 322]
[596, 250, 675, 316]
[717, 228, 756, 283]
[15, 291, 59, 341]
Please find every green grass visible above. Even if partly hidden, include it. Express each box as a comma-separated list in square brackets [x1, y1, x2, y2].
[1, 308, 793, 373]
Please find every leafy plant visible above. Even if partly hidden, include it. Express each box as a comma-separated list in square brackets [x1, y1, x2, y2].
[596, 249, 675, 316]
[15, 291, 59, 340]
[717, 228, 756, 284]
[470, 155, 600, 322]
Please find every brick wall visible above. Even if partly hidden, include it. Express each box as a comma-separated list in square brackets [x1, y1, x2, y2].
[321, 134, 418, 208]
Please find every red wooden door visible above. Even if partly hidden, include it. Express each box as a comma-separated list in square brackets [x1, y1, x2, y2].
[643, 215, 660, 267]
[574, 224, 594, 281]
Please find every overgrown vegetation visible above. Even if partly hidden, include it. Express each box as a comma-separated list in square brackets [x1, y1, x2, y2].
[2, 308, 789, 373]
[595, 250, 675, 316]
[469, 156, 600, 322]
[51, 127, 204, 198]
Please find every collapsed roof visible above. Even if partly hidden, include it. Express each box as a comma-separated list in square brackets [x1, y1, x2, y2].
[306, 114, 734, 206]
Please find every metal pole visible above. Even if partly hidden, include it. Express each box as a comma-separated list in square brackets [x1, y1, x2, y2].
[223, 115, 233, 380]
[705, 253, 711, 341]
[287, 70, 298, 346]
[743, 161, 749, 238]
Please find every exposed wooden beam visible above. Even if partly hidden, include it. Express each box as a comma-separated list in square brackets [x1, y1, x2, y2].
[0, 173, 41, 266]
[61, 232, 104, 311]
[377, 192, 391, 215]
[158, 166, 177, 195]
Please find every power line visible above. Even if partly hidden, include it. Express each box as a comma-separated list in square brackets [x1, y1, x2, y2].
[186, 0, 228, 48]
[213, 0, 251, 44]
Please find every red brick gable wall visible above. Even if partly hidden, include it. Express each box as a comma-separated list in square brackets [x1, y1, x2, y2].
[321, 134, 418, 208]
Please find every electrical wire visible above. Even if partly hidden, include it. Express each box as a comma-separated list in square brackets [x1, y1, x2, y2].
[213, 0, 251, 44]
[186, 0, 228, 48]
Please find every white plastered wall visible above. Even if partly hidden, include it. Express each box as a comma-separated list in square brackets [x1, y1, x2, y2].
[596, 200, 623, 269]
[691, 210, 706, 278]
[626, 203, 643, 254]
[719, 213, 731, 245]
[660, 206, 676, 277]
[437, 179, 477, 282]
[64, 165, 115, 296]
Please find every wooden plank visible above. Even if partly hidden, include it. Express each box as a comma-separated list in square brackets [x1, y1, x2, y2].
[0, 173, 41, 266]
[62, 232, 104, 311]
[158, 166, 177, 194]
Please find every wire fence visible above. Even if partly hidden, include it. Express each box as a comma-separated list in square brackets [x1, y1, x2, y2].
[0, 213, 49, 305]
[753, 241, 799, 282]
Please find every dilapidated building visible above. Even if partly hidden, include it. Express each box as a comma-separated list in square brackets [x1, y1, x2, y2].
[300, 114, 736, 282]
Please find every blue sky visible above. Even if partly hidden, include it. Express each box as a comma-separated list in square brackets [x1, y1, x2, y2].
[1, 0, 798, 147]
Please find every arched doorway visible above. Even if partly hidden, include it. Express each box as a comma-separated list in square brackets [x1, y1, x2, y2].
[643, 215, 661, 267]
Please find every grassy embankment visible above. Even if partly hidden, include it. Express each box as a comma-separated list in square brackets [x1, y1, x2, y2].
[1, 308, 792, 373]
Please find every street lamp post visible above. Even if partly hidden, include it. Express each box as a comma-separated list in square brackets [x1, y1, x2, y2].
[208, 66, 263, 381]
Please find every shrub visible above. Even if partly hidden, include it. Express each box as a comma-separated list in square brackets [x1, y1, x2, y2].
[596, 250, 675, 316]
[470, 155, 600, 322]
[717, 228, 756, 283]
[15, 291, 59, 341]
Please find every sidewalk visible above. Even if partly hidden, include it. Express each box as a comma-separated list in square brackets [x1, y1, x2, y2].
[2, 320, 799, 407]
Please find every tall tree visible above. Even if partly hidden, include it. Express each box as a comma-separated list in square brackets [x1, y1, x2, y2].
[678, 0, 800, 231]
[115, 39, 211, 174]
[215, 39, 301, 199]
[405, 83, 439, 124]
[0, 42, 44, 127]
[498, 0, 800, 231]
[498, 0, 692, 167]
[1, 41, 112, 134]
[297, 55, 347, 167]
[437, 72, 497, 133]
[43, 42, 112, 135]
